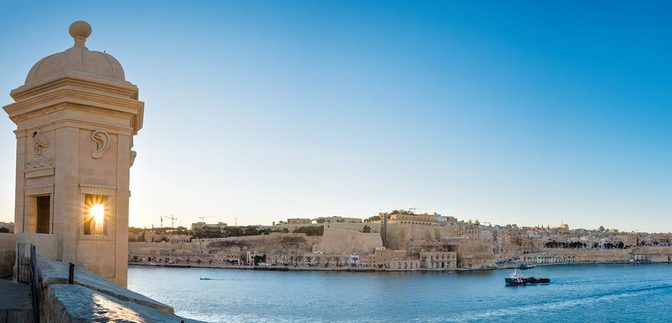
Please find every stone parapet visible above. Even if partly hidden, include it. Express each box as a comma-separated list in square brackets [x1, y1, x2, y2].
[0, 233, 16, 278]
[16, 233, 58, 260]
[43, 285, 193, 323]
[36, 257, 197, 322]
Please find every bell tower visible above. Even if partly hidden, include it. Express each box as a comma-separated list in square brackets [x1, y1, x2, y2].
[3, 21, 144, 286]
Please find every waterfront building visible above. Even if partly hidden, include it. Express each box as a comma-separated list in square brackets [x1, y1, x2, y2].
[287, 218, 313, 224]
[521, 252, 577, 265]
[631, 247, 672, 263]
[143, 231, 192, 243]
[3, 21, 144, 286]
[315, 216, 362, 223]
[387, 212, 443, 226]
[367, 248, 422, 270]
[419, 251, 457, 269]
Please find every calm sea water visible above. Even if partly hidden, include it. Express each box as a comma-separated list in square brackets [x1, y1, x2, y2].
[128, 264, 672, 322]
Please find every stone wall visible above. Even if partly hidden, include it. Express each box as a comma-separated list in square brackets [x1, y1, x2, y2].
[130, 233, 323, 264]
[325, 222, 381, 233]
[456, 238, 497, 269]
[36, 257, 198, 322]
[384, 224, 442, 249]
[632, 246, 672, 263]
[0, 233, 16, 278]
[15, 233, 58, 260]
[273, 222, 381, 234]
[314, 226, 383, 255]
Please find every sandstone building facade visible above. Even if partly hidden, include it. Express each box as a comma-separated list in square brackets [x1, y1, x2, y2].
[3, 21, 144, 286]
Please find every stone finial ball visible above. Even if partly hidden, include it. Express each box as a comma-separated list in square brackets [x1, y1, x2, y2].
[69, 20, 92, 40]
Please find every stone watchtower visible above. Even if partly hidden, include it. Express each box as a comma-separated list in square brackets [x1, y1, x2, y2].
[3, 21, 143, 286]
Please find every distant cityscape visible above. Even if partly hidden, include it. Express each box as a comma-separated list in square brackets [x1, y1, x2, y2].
[25, 210, 660, 272]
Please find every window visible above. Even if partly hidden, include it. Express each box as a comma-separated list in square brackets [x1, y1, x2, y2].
[84, 194, 108, 235]
[36, 195, 51, 234]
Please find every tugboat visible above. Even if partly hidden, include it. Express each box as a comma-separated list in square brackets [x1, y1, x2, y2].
[505, 269, 550, 286]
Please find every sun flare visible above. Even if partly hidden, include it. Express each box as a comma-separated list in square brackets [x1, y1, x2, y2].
[91, 204, 104, 224]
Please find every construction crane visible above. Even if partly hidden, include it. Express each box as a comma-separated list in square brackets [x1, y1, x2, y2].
[160, 215, 177, 228]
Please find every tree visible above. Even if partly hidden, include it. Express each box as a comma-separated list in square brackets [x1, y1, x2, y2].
[362, 225, 371, 233]
[0, 227, 9, 233]
[364, 215, 381, 222]
[294, 226, 324, 236]
[390, 209, 414, 215]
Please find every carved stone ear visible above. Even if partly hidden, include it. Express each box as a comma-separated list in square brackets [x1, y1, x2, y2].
[91, 130, 110, 159]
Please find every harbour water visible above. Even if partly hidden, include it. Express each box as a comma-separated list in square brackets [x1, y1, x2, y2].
[128, 264, 672, 322]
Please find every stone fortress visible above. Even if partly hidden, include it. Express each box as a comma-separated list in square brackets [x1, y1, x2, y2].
[129, 211, 497, 271]
[129, 210, 672, 273]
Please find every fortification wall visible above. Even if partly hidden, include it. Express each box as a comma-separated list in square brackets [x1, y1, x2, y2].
[456, 239, 496, 269]
[324, 222, 381, 233]
[205, 233, 320, 255]
[384, 224, 444, 249]
[130, 233, 323, 263]
[314, 226, 383, 254]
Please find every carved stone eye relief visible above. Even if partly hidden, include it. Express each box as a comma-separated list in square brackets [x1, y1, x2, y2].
[91, 130, 110, 159]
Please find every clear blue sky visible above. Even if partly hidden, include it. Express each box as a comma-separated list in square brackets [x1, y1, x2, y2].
[0, 1, 670, 232]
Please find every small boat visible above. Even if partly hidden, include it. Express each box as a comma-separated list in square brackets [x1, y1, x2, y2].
[505, 269, 550, 286]
[200, 277, 212, 280]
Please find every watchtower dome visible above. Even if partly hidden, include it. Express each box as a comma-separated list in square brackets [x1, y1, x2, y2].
[3, 21, 144, 286]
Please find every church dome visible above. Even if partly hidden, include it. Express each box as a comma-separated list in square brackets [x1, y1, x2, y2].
[24, 21, 126, 85]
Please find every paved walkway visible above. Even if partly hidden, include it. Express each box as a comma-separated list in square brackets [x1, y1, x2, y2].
[0, 278, 33, 323]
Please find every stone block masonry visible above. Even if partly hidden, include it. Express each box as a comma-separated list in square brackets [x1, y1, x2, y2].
[36, 257, 199, 322]
[0, 279, 33, 323]
[0, 233, 16, 278]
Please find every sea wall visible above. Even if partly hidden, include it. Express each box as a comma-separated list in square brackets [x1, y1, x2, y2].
[524, 248, 638, 265]
[36, 257, 198, 322]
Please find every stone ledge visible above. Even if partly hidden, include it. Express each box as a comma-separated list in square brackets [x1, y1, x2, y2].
[37, 258, 173, 314]
[46, 284, 198, 323]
